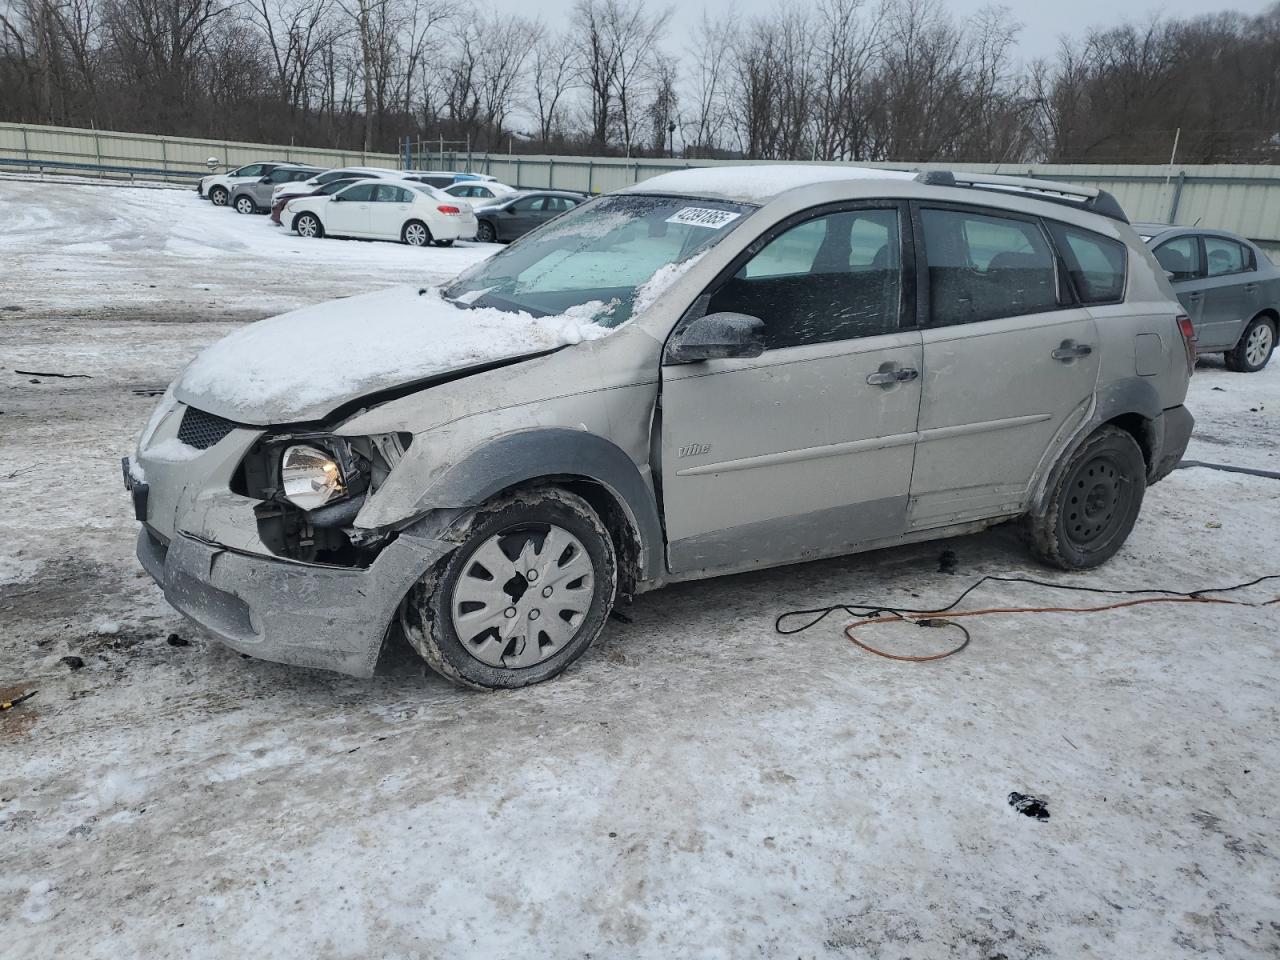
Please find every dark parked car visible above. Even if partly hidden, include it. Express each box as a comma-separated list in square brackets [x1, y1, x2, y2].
[269, 175, 374, 225]
[1140, 224, 1279, 372]
[474, 190, 587, 242]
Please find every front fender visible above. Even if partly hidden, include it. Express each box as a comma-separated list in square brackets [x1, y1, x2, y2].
[368, 428, 665, 581]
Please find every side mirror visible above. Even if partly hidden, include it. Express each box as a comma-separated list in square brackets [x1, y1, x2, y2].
[665, 312, 766, 364]
[331, 194, 343, 202]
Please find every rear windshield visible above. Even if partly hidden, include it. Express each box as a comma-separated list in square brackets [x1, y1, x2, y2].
[445, 194, 754, 327]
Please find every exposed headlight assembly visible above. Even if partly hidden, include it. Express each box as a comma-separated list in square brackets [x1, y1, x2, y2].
[281, 444, 346, 510]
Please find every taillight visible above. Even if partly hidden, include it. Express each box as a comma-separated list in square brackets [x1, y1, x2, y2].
[437, 205, 461, 215]
[1176, 314, 1197, 375]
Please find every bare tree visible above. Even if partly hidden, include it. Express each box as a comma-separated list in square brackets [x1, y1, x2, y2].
[529, 27, 575, 143]
[682, 9, 735, 157]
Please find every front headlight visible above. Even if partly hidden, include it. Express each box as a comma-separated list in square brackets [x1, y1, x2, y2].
[281, 444, 345, 510]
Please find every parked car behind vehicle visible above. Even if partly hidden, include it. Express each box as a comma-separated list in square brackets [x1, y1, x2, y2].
[198, 161, 287, 207]
[127, 166, 1194, 689]
[405, 171, 496, 189]
[286, 179, 477, 246]
[443, 181, 518, 207]
[1139, 223, 1279, 372]
[230, 165, 323, 214]
[270, 175, 374, 225]
[270, 166, 402, 212]
[474, 190, 587, 242]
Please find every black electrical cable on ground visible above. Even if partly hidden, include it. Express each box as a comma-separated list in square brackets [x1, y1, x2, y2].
[774, 573, 1280, 636]
[775, 573, 1280, 661]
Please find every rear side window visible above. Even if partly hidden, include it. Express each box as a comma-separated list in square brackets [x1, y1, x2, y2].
[1152, 237, 1200, 281]
[1047, 223, 1127, 304]
[920, 208, 1059, 325]
[1204, 237, 1252, 276]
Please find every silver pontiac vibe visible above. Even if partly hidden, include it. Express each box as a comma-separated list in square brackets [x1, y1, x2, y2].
[126, 165, 1195, 688]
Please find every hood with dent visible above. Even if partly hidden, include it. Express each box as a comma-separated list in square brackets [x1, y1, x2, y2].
[173, 285, 611, 425]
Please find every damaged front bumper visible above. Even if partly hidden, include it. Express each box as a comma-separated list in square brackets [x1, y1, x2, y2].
[136, 525, 453, 677]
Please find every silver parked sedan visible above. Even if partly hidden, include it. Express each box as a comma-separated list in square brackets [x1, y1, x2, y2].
[1140, 224, 1279, 372]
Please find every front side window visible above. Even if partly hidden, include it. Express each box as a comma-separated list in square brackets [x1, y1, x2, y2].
[706, 208, 902, 349]
[921, 208, 1059, 325]
[445, 194, 753, 327]
[338, 183, 376, 203]
[234, 164, 266, 177]
[1153, 236, 1201, 281]
[1047, 222, 1127, 304]
[1204, 237, 1251, 277]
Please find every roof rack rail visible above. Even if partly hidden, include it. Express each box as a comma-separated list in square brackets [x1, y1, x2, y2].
[916, 170, 1129, 224]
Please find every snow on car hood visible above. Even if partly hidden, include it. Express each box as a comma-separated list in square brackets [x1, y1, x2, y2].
[173, 285, 611, 425]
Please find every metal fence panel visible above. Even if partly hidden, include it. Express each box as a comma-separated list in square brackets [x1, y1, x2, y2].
[3, 122, 1278, 253]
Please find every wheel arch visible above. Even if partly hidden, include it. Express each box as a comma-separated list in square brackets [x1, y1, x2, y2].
[417, 428, 664, 591]
[1029, 377, 1165, 517]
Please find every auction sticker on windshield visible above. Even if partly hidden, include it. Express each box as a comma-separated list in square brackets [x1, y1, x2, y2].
[666, 207, 742, 229]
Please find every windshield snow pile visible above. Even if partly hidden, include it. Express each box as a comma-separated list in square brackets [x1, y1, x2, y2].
[176, 285, 610, 423]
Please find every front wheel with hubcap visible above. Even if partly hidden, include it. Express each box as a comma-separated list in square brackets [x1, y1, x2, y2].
[401, 488, 617, 689]
[1225, 315, 1276, 372]
[1025, 425, 1147, 570]
[210, 186, 229, 207]
[234, 195, 256, 215]
[402, 220, 431, 246]
[295, 212, 322, 239]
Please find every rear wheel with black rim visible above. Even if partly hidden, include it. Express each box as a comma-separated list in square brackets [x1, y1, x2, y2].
[476, 220, 496, 243]
[401, 488, 617, 689]
[1225, 314, 1276, 372]
[1026, 426, 1147, 570]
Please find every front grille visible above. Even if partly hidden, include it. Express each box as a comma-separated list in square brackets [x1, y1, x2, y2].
[177, 406, 239, 450]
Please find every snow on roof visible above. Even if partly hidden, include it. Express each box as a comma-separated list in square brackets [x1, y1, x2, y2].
[624, 164, 917, 204]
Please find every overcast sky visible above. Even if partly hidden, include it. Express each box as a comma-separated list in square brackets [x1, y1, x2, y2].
[493, 0, 1277, 61]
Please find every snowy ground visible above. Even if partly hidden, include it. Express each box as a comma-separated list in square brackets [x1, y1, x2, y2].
[2, 178, 1278, 958]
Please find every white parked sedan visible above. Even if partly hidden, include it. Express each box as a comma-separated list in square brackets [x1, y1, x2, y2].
[284, 180, 478, 247]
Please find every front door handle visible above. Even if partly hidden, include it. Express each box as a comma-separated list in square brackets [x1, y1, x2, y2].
[866, 366, 919, 386]
[1052, 341, 1093, 361]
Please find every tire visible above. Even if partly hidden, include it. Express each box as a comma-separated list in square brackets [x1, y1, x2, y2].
[1224, 314, 1276, 372]
[294, 212, 323, 239]
[433, 238, 455, 247]
[476, 220, 496, 243]
[402, 220, 431, 246]
[401, 487, 617, 689]
[233, 194, 256, 215]
[209, 186, 229, 207]
[1025, 426, 1147, 570]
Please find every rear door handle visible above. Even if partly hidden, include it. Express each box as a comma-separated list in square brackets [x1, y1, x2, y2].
[1052, 341, 1093, 361]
